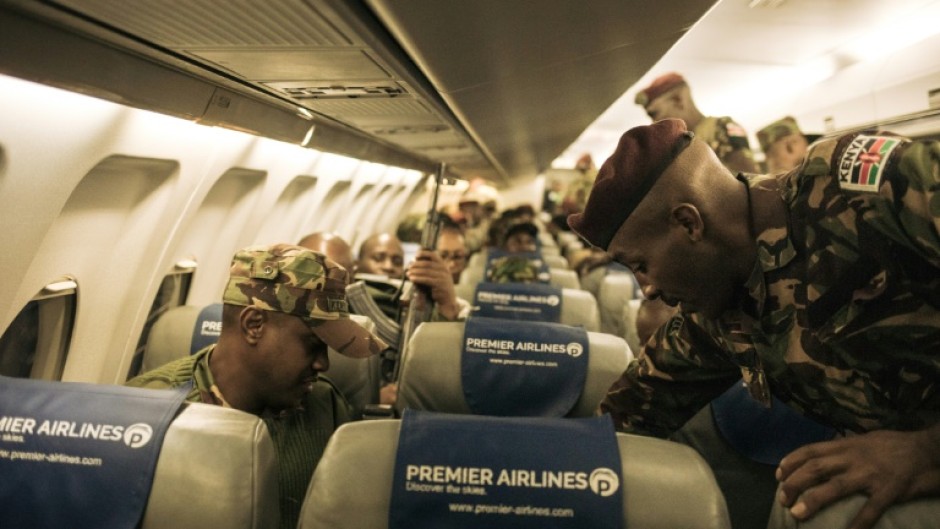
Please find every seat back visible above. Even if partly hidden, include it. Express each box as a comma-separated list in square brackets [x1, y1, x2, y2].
[766, 489, 938, 529]
[298, 420, 730, 529]
[597, 273, 637, 336]
[454, 285, 600, 331]
[395, 322, 631, 417]
[142, 305, 206, 372]
[542, 253, 568, 269]
[144, 305, 380, 413]
[143, 402, 279, 529]
[323, 315, 383, 416]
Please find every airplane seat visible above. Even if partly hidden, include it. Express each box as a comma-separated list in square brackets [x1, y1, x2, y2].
[143, 402, 279, 529]
[543, 253, 568, 269]
[0, 376, 278, 529]
[622, 298, 643, 354]
[144, 305, 381, 416]
[765, 490, 939, 529]
[142, 305, 206, 373]
[560, 287, 600, 331]
[597, 273, 637, 336]
[453, 285, 600, 331]
[550, 267, 580, 289]
[394, 321, 631, 417]
[297, 419, 731, 529]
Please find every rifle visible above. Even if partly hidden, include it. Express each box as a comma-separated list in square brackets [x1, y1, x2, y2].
[392, 162, 446, 382]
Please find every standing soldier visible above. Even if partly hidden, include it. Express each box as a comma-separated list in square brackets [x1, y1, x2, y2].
[757, 116, 814, 173]
[568, 118, 940, 529]
[635, 72, 759, 174]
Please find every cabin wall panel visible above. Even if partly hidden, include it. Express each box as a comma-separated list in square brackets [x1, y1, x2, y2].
[0, 74, 426, 383]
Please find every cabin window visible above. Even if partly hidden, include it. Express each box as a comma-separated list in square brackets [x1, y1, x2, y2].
[125, 267, 194, 380]
[0, 280, 77, 380]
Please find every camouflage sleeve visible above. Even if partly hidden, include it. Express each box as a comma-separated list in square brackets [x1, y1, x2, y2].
[600, 312, 741, 438]
[825, 133, 940, 266]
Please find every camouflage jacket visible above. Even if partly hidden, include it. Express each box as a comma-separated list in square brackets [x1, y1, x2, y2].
[602, 132, 940, 437]
[695, 116, 756, 171]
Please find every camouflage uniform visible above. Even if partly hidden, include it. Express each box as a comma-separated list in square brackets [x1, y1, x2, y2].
[756, 116, 803, 155]
[128, 244, 384, 529]
[603, 132, 940, 437]
[694, 116, 756, 173]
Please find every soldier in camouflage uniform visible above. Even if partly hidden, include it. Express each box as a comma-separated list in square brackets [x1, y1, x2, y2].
[757, 116, 812, 174]
[128, 244, 387, 529]
[568, 119, 940, 529]
[636, 72, 758, 174]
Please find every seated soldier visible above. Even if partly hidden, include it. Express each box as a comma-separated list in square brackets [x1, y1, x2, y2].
[127, 244, 387, 529]
[357, 232, 405, 280]
[355, 231, 470, 405]
[437, 222, 469, 284]
[297, 231, 357, 284]
[502, 221, 539, 253]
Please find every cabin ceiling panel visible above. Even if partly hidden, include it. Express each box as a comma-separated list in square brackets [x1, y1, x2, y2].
[367, 0, 717, 179]
[55, 0, 353, 47]
[192, 49, 389, 81]
[34, 0, 716, 184]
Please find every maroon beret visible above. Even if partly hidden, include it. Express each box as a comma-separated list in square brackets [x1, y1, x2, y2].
[567, 119, 693, 250]
[635, 72, 686, 107]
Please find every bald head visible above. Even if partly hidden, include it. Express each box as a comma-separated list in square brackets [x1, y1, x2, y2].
[358, 233, 404, 279]
[297, 232, 356, 284]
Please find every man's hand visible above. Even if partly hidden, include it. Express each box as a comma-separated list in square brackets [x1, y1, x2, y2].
[379, 382, 398, 405]
[776, 425, 940, 529]
[406, 249, 460, 320]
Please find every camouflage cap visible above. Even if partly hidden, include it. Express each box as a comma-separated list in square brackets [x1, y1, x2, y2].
[635, 72, 686, 107]
[486, 255, 549, 284]
[224, 244, 388, 358]
[757, 116, 803, 153]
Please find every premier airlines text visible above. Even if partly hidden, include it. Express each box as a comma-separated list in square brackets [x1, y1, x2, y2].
[405, 465, 589, 490]
[465, 339, 568, 354]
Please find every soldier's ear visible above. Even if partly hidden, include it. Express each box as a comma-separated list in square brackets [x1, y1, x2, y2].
[239, 306, 267, 344]
[671, 203, 704, 242]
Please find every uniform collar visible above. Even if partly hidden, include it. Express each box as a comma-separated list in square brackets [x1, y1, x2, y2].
[193, 345, 233, 408]
[738, 173, 796, 316]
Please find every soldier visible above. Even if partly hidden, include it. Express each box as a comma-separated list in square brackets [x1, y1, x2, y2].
[437, 224, 469, 284]
[357, 232, 405, 279]
[297, 231, 357, 284]
[502, 221, 539, 253]
[757, 116, 813, 173]
[127, 244, 387, 529]
[636, 72, 758, 174]
[567, 119, 940, 529]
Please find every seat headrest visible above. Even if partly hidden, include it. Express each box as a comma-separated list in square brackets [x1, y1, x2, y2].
[455, 285, 600, 331]
[298, 420, 731, 529]
[395, 322, 631, 417]
[143, 402, 279, 529]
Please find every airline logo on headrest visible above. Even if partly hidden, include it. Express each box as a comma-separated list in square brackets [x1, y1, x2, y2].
[405, 464, 620, 497]
[465, 338, 584, 356]
[0, 416, 154, 449]
[477, 292, 560, 306]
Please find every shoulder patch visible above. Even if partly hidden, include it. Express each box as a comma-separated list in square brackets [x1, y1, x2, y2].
[836, 134, 904, 192]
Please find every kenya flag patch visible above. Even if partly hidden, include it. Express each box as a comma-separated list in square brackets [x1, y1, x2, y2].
[837, 134, 904, 191]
